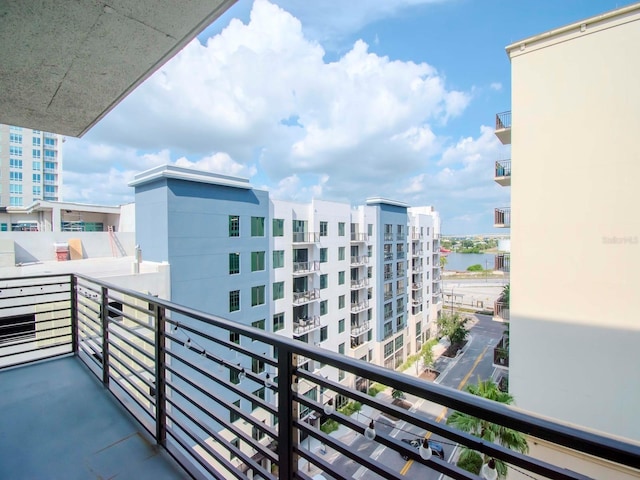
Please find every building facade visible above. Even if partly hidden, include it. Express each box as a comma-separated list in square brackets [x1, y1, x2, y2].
[0, 125, 63, 206]
[497, 4, 640, 479]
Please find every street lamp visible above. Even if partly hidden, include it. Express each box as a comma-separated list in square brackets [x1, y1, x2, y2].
[450, 285, 456, 315]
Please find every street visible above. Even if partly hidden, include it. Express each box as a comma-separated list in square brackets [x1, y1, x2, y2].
[325, 312, 505, 479]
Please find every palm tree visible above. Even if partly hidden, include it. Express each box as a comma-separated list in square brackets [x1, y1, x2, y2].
[446, 379, 528, 478]
[440, 255, 448, 270]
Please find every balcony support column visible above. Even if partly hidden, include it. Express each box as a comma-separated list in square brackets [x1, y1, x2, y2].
[70, 274, 78, 355]
[154, 304, 167, 445]
[277, 348, 297, 478]
[100, 286, 110, 386]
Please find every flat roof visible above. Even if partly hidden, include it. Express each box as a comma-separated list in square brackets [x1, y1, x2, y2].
[129, 164, 253, 190]
[365, 197, 410, 208]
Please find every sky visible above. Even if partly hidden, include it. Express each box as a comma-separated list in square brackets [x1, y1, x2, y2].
[62, 0, 632, 234]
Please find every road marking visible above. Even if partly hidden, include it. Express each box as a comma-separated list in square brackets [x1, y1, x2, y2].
[399, 344, 490, 476]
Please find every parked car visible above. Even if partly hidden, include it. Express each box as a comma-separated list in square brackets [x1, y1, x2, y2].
[399, 438, 445, 460]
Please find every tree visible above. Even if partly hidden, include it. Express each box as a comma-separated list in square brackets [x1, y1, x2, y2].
[440, 255, 448, 270]
[446, 379, 528, 479]
[500, 283, 510, 307]
[391, 389, 405, 400]
[421, 340, 435, 373]
[437, 313, 469, 346]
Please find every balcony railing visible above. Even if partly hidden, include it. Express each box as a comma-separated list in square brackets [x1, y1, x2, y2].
[351, 255, 369, 266]
[412, 282, 423, 290]
[292, 261, 320, 275]
[493, 337, 509, 368]
[432, 294, 441, 304]
[411, 232, 422, 240]
[384, 252, 394, 261]
[495, 159, 512, 187]
[383, 233, 394, 241]
[495, 110, 512, 144]
[396, 233, 405, 241]
[293, 316, 321, 336]
[411, 296, 423, 306]
[412, 249, 423, 257]
[495, 253, 511, 273]
[1, 273, 638, 480]
[383, 271, 393, 281]
[292, 288, 320, 305]
[350, 321, 371, 337]
[292, 232, 319, 243]
[412, 264, 423, 272]
[494, 207, 511, 228]
[350, 232, 367, 242]
[494, 301, 510, 321]
[350, 278, 369, 290]
[350, 301, 369, 314]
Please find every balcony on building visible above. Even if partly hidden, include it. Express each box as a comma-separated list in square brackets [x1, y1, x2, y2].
[350, 320, 371, 337]
[495, 110, 512, 145]
[384, 252, 394, 261]
[396, 232, 406, 241]
[350, 255, 369, 266]
[432, 268, 440, 281]
[292, 232, 320, 243]
[350, 232, 368, 243]
[383, 232, 394, 241]
[494, 207, 511, 228]
[493, 300, 510, 322]
[350, 301, 369, 314]
[495, 253, 511, 273]
[412, 263, 423, 272]
[292, 288, 320, 305]
[412, 282, 423, 290]
[411, 232, 422, 241]
[396, 251, 405, 260]
[292, 261, 320, 276]
[293, 316, 321, 336]
[411, 296, 423, 306]
[493, 337, 509, 369]
[495, 159, 512, 187]
[350, 278, 369, 290]
[411, 248, 423, 257]
[1, 275, 638, 480]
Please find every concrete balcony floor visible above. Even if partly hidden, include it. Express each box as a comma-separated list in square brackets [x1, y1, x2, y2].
[0, 356, 187, 480]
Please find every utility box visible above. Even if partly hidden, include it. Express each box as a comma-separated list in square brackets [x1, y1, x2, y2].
[54, 243, 69, 261]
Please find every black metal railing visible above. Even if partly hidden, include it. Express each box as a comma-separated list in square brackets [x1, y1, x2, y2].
[1, 273, 639, 480]
[495, 159, 511, 178]
[496, 111, 511, 130]
[494, 301, 510, 321]
[495, 253, 511, 273]
[494, 207, 511, 227]
[493, 337, 509, 368]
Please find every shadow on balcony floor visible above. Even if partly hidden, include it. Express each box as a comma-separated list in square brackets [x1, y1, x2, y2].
[0, 356, 187, 480]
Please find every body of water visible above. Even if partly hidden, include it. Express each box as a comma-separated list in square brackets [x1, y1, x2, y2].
[442, 252, 496, 271]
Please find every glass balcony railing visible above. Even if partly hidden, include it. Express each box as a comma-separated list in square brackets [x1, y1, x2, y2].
[293, 316, 321, 336]
[292, 261, 320, 275]
[350, 232, 367, 242]
[0, 273, 637, 480]
[292, 232, 320, 243]
[292, 288, 320, 305]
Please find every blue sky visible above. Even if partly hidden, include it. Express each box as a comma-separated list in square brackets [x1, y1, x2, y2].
[62, 0, 631, 234]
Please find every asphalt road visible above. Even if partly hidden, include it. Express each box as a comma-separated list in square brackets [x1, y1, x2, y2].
[326, 313, 505, 479]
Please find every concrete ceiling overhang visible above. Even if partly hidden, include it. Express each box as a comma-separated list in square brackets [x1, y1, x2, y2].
[0, 0, 236, 137]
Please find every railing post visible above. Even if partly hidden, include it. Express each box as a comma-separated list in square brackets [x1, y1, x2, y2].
[101, 286, 110, 386]
[154, 304, 167, 445]
[70, 274, 78, 355]
[277, 348, 297, 479]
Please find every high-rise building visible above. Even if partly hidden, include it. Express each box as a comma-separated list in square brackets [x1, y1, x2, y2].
[494, 4, 640, 479]
[0, 124, 63, 206]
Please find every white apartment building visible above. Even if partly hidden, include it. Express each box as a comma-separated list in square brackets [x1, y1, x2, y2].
[496, 4, 640, 479]
[0, 124, 63, 206]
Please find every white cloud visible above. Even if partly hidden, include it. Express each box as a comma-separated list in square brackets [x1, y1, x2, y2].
[175, 153, 257, 178]
[490, 82, 502, 91]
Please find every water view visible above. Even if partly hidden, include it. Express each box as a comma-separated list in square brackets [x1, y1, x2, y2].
[442, 252, 496, 271]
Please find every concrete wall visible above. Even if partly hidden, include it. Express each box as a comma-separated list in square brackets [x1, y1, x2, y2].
[0, 232, 135, 264]
[509, 9, 640, 442]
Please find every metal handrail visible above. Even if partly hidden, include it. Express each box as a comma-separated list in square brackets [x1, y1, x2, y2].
[495, 159, 512, 177]
[494, 207, 511, 227]
[496, 110, 512, 130]
[0, 273, 638, 480]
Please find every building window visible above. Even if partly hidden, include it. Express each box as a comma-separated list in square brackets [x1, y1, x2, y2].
[338, 318, 345, 333]
[32, 137, 41, 146]
[251, 251, 265, 271]
[273, 281, 284, 300]
[338, 295, 345, 309]
[320, 326, 328, 342]
[230, 399, 241, 423]
[9, 146, 23, 157]
[9, 133, 22, 144]
[384, 341, 393, 358]
[32, 161, 41, 171]
[230, 438, 240, 460]
[395, 335, 404, 350]
[32, 149, 41, 159]
[320, 274, 328, 289]
[338, 246, 345, 261]
[338, 222, 345, 236]
[32, 186, 41, 197]
[229, 215, 240, 237]
[384, 322, 392, 338]
[273, 250, 284, 268]
[230, 370, 240, 385]
[384, 302, 393, 319]
[9, 158, 23, 169]
[273, 218, 284, 236]
[338, 370, 345, 381]
[273, 313, 284, 332]
[320, 248, 328, 263]
[368, 266, 372, 278]
[368, 224, 373, 236]
[9, 197, 22, 206]
[229, 290, 240, 312]
[252, 319, 265, 330]
[44, 137, 55, 146]
[32, 173, 41, 183]
[229, 253, 240, 274]
[338, 271, 345, 285]
[251, 286, 265, 306]
[252, 387, 265, 411]
[230, 332, 240, 344]
[338, 342, 345, 354]
[252, 357, 265, 374]
[251, 216, 265, 236]
[320, 221, 328, 236]
[320, 300, 328, 316]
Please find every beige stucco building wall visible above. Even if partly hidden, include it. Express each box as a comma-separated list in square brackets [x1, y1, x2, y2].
[508, 3, 640, 462]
